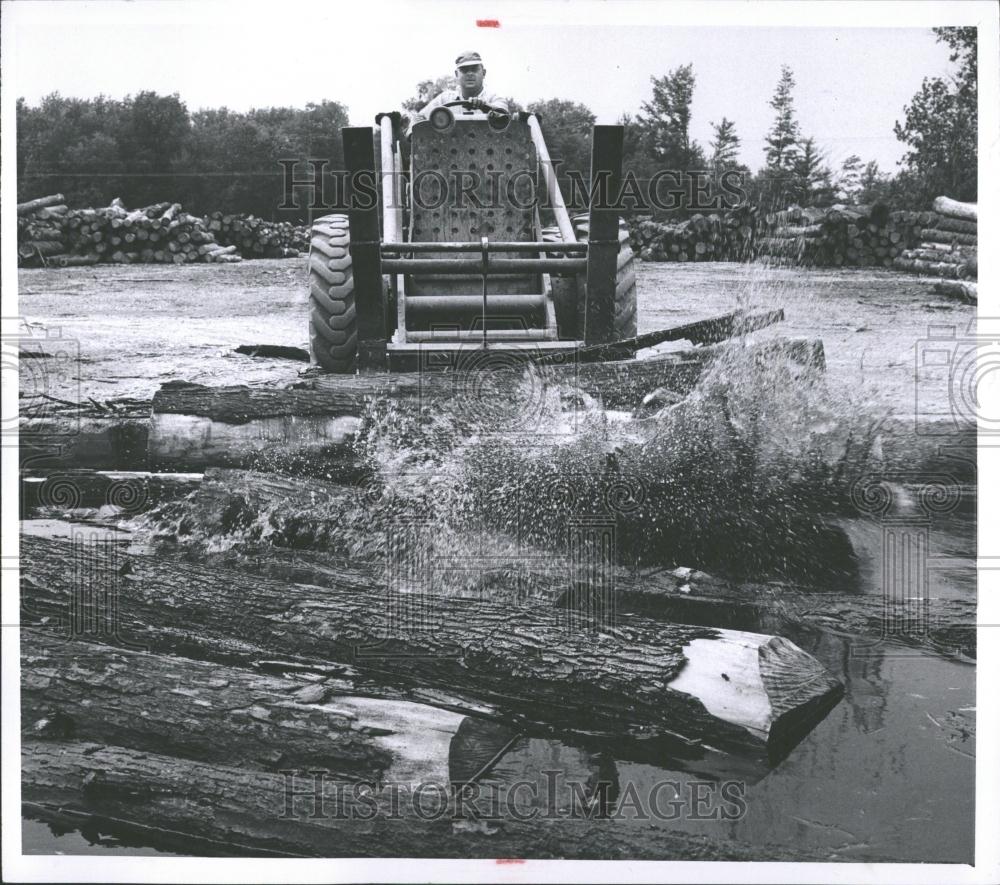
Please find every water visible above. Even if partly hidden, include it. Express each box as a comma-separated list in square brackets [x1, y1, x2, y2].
[21, 264, 976, 860]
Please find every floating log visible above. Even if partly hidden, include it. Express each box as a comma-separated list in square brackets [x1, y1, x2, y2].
[148, 382, 364, 472]
[537, 309, 786, 365]
[21, 534, 843, 757]
[20, 629, 486, 786]
[17, 194, 66, 216]
[22, 741, 832, 860]
[175, 468, 973, 661]
[932, 196, 977, 222]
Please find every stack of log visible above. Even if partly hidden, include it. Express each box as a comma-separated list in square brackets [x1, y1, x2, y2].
[205, 212, 309, 258]
[16, 195, 242, 267]
[631, 205, 760, 263]
[893, 196, 977, 285]
[755, 203, 924, 268]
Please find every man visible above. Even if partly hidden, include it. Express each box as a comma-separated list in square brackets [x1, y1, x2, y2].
[406, 51, 509, 133]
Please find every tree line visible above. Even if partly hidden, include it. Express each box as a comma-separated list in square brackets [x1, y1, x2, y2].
[16, 27, 975, 221]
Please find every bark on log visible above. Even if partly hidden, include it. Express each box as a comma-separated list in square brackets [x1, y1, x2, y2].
[893, 257, 970, 279]
[932, 196, 977, 222]
[933, 280, 977, 305]
[932, 216, 978, 236]
[920, 228, 977, 247]
[48, 254, 100, 268]
[20, 535, 843, 757]
[168, 468, 975, 661]
[20, 629, 499, 786]
[17, 194, 66, 216]
[22, 741, 834, 860]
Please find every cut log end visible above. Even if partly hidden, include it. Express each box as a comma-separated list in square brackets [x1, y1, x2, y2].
[667, 629, 842, 759]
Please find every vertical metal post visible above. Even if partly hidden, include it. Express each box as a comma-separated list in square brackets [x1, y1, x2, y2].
[583, 126, 624, 346]
[481, 236, 489, 346]
[343, 126, 387, 370]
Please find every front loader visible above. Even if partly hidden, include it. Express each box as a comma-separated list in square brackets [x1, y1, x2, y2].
[308, 103, 636, 373]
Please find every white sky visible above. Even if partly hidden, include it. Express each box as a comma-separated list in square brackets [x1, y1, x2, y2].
[2, 0, 988, 173]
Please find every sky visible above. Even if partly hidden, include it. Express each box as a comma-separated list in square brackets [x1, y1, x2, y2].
[2, 0, 984, 174]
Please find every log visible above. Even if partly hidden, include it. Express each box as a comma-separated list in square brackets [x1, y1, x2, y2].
[17, 194, 66, 216]
[20, 629, 491, 786]
[173, 469, 974, 661]
[537, 309, 786, 365]
[933, 280, 977, 305]
[893, 257, 970, 279]
[932, 196, 977, 222]
[22, 741, 835, 860]
[18, 241, 64, 259]
[48, 254, 100, 268]
[920, 228, 977, 247]
[148, 382, 364, 472]
[20, 534, 843, 757]
[932, 216, 978, 236]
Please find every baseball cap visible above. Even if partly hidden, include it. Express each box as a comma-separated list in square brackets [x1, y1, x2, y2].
[455, 51, 483, 69]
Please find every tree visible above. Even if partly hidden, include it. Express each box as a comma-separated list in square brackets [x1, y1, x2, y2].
[858, 160, 892, 205]
[708, 117, 742, 173]
[636, 64, 706, 170]
[835, 154, 864, 203]
[893, 27, 976, 202]
[764, 65, 801, 174]
[791, 137, 835, 206]
[402, 75, 457, 112]
[527, 98, 595, 177]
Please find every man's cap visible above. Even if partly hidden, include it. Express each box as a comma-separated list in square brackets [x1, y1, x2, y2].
[455, 51, 483, 69]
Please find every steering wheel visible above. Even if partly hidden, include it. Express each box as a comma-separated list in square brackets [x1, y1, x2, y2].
[442, 98, 507, 115]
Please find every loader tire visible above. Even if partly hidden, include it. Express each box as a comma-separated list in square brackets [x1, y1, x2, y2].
[309, 213, 357, 373]
[570, 215, 637, 341]
[542, 218, 637, 342]
[541, 225, 581, 340]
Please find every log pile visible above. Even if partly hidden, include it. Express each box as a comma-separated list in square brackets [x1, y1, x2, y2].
[755, 203, 926, 268]
[205, 211, 309, 258]
[630, 206, 759, 263]
[16, 195, 242, 267]
[892, 196, 977, 281]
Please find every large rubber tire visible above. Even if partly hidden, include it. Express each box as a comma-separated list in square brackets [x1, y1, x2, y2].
[542, 218, 637, 342]
[309, 213, 357, 373]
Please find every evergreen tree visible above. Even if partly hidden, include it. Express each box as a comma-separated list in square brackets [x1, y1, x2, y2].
[764, 65, 801, 174]
[836, 154, 864, 203]
[791, 137, 835, 206]
[709, 117, 742, 173]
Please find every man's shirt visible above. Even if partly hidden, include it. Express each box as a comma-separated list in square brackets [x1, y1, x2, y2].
[406, 89, 509, 132]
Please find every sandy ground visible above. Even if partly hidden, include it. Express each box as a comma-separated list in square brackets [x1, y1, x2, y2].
[16, 258, 974, 422]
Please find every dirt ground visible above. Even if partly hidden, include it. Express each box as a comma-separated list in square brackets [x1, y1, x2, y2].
[16, 258, 973, 423]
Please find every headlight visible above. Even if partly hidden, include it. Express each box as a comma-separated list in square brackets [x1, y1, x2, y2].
[430, 107, 455, 132]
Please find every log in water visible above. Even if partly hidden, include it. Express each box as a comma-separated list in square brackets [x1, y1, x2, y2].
[20, 534, 843, 757]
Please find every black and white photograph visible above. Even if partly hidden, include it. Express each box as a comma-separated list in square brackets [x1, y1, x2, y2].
[2, 1, 998, 882]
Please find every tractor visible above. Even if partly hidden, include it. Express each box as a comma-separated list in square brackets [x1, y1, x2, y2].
[307, 101, 637, 373]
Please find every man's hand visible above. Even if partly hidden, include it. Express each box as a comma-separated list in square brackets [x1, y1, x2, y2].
[466, 97, 489, 111]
